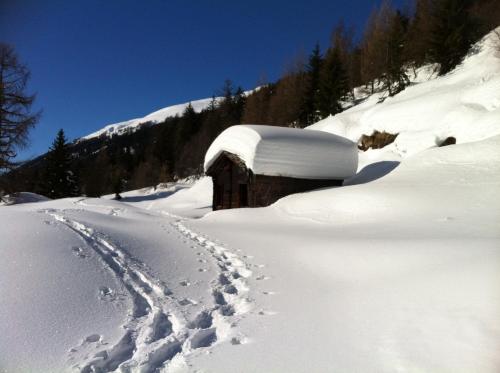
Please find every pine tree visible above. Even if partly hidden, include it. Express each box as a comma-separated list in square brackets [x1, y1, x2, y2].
[207, 95, 218, 112]
[82, 150, 110, 197]
[382, 10, 411, 96]
[175, 102, 198, 150]
[233, 86, 246, 123]
[0, 43, 40, 171]
[43, 129, 79, 198]
[317, 45, 349, 118]
[111, 165, 125, 200]
[300, 43, 323, 125]
[429, 0, 477, 75]
[405, 0, 433, 69]
[470, 0, 500, 34]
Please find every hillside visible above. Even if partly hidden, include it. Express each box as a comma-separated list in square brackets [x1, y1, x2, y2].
[310, 28, 500, 168]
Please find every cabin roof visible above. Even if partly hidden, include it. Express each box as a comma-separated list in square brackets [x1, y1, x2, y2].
[204, 125, 358, 180]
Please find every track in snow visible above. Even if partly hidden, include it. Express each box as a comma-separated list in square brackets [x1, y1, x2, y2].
[172, 221, 253, 321]
[43, 208, 255, 372]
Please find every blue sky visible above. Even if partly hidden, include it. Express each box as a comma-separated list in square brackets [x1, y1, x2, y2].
[1, 0, 407, 160]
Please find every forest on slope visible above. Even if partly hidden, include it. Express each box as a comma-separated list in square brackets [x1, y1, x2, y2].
[3, 0, 499, 197]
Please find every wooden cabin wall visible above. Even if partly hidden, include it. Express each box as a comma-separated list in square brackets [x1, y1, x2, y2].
[248, 175, 342, 207]
[212, 158, 249, 210]
[208, 152, 344, 210]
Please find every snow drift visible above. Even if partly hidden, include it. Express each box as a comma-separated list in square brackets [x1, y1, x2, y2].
[0, 192, 50, 205]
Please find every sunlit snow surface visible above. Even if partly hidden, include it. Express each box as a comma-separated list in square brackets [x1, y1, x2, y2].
[1, 29, 500, 373]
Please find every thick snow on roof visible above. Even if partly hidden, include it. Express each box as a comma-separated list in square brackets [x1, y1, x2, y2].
[204, 125, 358, 179]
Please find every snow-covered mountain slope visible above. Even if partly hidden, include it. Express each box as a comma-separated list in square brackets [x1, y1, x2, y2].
[309, 28, 500, 169]
[81, 97, 217, 141]
[80, 88, 257, 141]
[1, 28, 500, 373]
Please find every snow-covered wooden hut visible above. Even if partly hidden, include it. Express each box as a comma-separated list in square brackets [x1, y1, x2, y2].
[204, 125, 358, 210]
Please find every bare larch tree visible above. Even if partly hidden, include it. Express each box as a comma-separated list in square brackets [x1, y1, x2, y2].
[0, 43, 39, 171]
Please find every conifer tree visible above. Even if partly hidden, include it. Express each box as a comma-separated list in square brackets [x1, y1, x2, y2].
[111, 165, 125, 200]
[43, 129, 79, 198]
[233, 86, 246, 123]
[382, 10, 411, 96]
[428, 0, 477, 75]
[300, 43, 323, 125]
[82, 150, 110, 197]
[175, 102, 198, 149]
[317, 45, 349, 118]
[405, 0, 433, 69]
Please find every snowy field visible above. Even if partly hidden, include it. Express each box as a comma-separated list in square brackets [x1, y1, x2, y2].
[1, 30, 500, 373]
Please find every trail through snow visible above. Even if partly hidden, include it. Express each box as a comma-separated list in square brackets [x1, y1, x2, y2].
[32, 203, 256, 373]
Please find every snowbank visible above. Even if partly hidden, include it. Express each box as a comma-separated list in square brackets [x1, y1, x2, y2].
[275, 134, 500, 227]
[204, 125, 358, 179]
[0, 192, 50, 205]
[113, 177, 213, 218]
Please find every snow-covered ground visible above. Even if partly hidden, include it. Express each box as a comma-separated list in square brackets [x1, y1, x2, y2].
[1, 29, 500, 373]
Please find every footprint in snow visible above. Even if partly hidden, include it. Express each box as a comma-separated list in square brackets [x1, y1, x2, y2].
[84, 334, 101, 343]
[258, 309, 277, 316]
[188, 311, 213, 329]
[98, 286, 118, 301]
[231, 337, 242, 345]
[72, 246, 88, 258]
[179, 280, 190, 287]
[178, 298, 198, 306]
[189, 328, 217, 349]
[255, 275, 270, 281]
